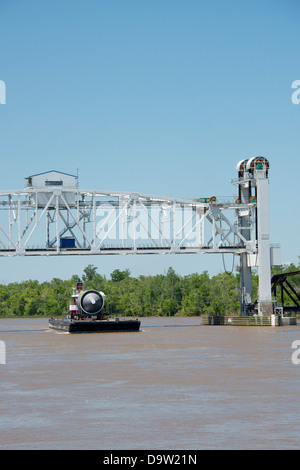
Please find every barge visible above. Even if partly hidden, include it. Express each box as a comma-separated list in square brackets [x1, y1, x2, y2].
[49, 281, 140, 333]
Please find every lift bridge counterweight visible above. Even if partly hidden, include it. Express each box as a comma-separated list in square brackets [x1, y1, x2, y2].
[0, 160, 277, 316]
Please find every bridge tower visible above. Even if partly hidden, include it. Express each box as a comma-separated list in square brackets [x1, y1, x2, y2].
[235, 157, 272, 316]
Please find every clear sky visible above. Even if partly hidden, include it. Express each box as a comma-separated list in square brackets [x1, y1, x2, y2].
[0, 0, 299, 283]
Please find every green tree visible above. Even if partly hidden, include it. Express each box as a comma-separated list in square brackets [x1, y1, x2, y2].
[82, 264, 98, 282]
[110, 269, 131, 282]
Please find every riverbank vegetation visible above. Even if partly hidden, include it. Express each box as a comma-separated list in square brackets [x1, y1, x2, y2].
[0, 261, 299, 318]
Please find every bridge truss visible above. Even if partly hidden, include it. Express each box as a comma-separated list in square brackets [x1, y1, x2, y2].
[0, 187, 256, 258]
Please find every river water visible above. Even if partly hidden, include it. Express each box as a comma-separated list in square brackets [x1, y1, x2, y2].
[0, 316, 300, 450]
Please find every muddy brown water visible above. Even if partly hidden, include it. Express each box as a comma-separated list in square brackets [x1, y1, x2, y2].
[1, 316, 300, 450]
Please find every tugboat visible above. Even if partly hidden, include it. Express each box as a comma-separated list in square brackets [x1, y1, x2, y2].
[49, 281, 141, 333]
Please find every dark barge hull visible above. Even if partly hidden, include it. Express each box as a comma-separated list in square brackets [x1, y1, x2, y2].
[49, 317, 141, 333]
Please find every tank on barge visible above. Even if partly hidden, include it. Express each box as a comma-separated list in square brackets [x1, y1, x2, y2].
[49, 281, 141, 333]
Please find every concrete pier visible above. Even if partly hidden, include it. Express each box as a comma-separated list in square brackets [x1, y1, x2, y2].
[202, 315, 297, 326]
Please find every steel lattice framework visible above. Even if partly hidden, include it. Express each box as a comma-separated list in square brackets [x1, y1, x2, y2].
[0, 187, 257, 257]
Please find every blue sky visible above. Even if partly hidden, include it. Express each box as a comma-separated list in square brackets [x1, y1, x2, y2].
[0, 0, 299, 283]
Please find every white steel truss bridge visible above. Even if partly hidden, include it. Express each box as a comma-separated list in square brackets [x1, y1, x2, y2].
[0, 187, 256, 258]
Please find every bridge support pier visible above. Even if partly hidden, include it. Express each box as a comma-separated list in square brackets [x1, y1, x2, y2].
[238, 172, 253, 315]
[256, 166, 272, 316]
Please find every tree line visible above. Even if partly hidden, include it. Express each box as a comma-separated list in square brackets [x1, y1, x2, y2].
[0, 260, 299, 318]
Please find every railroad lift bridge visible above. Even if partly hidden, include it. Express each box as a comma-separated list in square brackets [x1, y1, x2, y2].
[0, 157, 280, 316]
